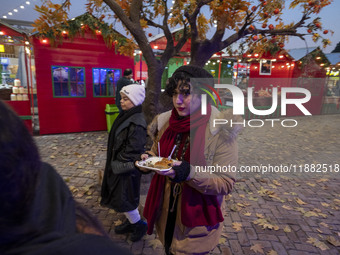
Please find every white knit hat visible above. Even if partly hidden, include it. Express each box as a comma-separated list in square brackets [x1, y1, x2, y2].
[120, 84, 145, 106]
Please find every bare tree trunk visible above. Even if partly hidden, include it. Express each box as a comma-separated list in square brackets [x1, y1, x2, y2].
[190, 41, 219, 68]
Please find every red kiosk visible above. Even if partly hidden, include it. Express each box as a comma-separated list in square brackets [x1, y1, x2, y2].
[31, 19, 134, 135]
[246, 47, 328, 117]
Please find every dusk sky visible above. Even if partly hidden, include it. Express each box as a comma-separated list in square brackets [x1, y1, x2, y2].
[1, 0, 340, 53]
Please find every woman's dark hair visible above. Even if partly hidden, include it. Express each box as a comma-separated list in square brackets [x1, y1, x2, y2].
[165, 65, 215, 99]
[0, 101, 41, 228]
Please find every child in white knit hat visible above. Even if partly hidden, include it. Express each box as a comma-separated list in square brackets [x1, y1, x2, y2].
[101, 84, 147, 242]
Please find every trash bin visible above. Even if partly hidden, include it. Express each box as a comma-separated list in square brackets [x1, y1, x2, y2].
[105, 104, 119, 132]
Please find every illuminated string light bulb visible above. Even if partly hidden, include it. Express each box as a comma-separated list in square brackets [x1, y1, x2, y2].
[8, 12, 13, 15]
[3, 15, 7, 19]
[25, 41, 29, 45]
[20, 5, 25, 9]
[26, 1, 30, 5]
[14, 9, 18, 12]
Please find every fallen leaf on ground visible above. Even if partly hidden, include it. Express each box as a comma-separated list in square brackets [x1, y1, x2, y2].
[295, 207, 306, 213]
[237, 203, 247, 208]
[250, 243, 264, 254]
[318, 212, 328, 218]
[229, 204, 241, 212]
[94, 162, 100, 166]
[284, 226, 291, 232]
[69, 186, 78, 193]
[232, 222, 242, 231]
[50, 155, 56, 159]
[334, 199, 340, 205]
[295, 198, 307, 205]
[307, 237, 329, 251]
[253, 218, 279, 230]
[147, 239, 163, 250]
[219, 237, 227, 244]
[256, 213, 264, 218]
[320, 222, 330, 228]
[307, 182, 316, 187]
[273, 180, 282, 186]
[326, 236, 340, 247]
[282, 205, 293, 210]
[303, 211, 319, 217]
[243, 211, 252, 216]
[267, 250, 278, 255]
[69, 162, 76, 166]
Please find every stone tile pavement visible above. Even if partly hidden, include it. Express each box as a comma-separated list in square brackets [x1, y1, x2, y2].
[34, 114, 340, 255]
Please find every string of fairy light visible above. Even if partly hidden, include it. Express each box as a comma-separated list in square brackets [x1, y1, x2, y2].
[2, 1, 32, 19]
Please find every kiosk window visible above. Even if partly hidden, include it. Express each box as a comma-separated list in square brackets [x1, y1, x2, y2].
[52, 66, 85, 97]
[93, 68, 121, 97]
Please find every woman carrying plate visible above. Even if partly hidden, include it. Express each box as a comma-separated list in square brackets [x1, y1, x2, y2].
[138, 65, 242, 254]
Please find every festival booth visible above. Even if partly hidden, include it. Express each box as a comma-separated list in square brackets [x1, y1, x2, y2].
[0, 20, 34, 133]
[31, 14, 134, 135]
[244, 47, 328, 118]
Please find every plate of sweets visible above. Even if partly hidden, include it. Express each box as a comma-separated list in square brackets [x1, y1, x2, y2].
[137, 157, 175, 172]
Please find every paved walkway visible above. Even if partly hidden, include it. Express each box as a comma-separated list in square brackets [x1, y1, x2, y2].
[34, 114, 340, 255]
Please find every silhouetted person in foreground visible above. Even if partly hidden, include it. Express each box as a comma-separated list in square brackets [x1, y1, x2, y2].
[0, 101, 131, 255]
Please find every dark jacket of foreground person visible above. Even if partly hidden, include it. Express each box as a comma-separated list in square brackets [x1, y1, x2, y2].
[0, 101, 131, 255]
